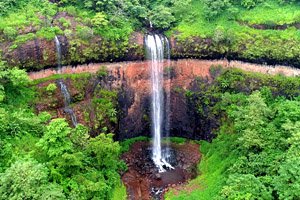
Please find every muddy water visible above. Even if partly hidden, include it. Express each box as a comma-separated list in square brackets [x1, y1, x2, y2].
[121, 141, 201, 200]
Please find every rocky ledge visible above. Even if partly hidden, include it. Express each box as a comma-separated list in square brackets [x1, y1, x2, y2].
[32, 59, 300, 141]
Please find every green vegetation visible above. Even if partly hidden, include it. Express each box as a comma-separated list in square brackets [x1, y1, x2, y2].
[112, 183, 127, 200]
[120, 136, 149, 153]
[166, 66, 300, 199]
[0, 0, 191, 70]
[2, 0, 300, 69]
[2, 0, 300, 199]
[0, 60, 125, 199]
[168, 0, 300, 66]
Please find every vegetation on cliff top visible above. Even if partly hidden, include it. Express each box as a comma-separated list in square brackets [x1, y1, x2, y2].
[168, 0, 300, 66]
[2, 0, 300, 68]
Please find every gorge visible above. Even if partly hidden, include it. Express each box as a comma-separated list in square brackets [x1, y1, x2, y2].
[2, 1, 300, 200]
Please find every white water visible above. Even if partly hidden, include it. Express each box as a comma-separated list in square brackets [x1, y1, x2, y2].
[164, 36, 171, 160]
[54, 36, 62, 69]
[54, 36, 78, 127]
[145, 34, 173, 172]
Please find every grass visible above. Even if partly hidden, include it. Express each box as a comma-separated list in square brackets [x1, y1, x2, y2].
[32, 73, 91, 85]
[238, 1, 300, 25]
[166, 0, 300, 65]
[112, 182, 127, 200]
[119, 136, 150, 153]
[170, 0, 300, 39]
[165, 134, 239, 200]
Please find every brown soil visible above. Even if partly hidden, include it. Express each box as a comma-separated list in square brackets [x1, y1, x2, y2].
[121, 141, 201, 200]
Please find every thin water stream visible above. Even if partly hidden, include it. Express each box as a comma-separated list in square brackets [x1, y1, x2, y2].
[54, 36, 78, 127]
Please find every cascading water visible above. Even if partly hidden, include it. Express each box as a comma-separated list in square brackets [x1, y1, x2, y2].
[145, 34, 173, 172]
[164, 36, 172, 161]
[54, 36, 78, 127]
[54, 36, 62, 69]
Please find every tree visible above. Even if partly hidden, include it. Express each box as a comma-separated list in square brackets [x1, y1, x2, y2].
[274, 157, 300, 200]
[83, 133, 122, 199]
[149, 5, 175, 29]
[203, 0, 232, 19]
[86, 133, 120, 169]
[229, 92, 272, 151]
[221, 174, 272, 199]
[37, 118, 72, 158]
[0, 158, 65, 199]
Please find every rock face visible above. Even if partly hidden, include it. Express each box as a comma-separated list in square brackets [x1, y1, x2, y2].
[33, 60, 229, 140]
[32, 59, 300, 140]
[2, 30, 144, 70]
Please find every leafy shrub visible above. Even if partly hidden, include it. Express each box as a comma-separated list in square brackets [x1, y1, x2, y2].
[96, 66, 108, 78]
[58, 17, 71, 28]
[241, 0, 262, 9]
[3, 26, 17, 40]
[14, 33, 36, 45]
[36, 26, 63, 40]
[221, 174, 272, 199]
[76, 25, 93, 41]
[91, 12, 108, 28]
[45, 83, 57, 94]
[203, 0, 232, 19]
[0, 158, 65, 199]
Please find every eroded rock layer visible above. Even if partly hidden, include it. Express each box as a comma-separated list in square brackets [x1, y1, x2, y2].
[32, 59, 300, 140]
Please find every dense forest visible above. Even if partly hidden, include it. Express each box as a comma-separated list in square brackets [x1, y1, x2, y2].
[1, 0, 300, 200]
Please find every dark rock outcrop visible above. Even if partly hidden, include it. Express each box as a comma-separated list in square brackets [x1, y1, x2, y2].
[2, 31, 144, 70]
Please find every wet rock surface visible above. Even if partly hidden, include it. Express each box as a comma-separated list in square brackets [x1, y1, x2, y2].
[121, 141, 201, 200]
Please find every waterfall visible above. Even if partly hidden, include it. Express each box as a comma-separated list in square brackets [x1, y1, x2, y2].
[145, 34, 173, 172]
[54, 36, 62, 69]
[164, 36, 171, 160]
[58, 81, 78, 126]
[54, 36, 78, 127]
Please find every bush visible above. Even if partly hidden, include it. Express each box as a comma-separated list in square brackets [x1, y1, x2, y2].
[91, 12, 108, 28]
[46, 83, 57, 94]
[96, 66, 108, 78]
[203, 0, 232, 19]
[14, 33, 36, 45]
[76, 25, 93, 40]
[36, 26, 63, 41]
[3, 26, 17, 40]
[241, 0, 259, 9]
[58, 17, 71, 28]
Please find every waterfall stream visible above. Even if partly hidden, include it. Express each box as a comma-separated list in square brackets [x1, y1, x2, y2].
[54, 36, 78, 127]
[145, 34, 173, 172]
